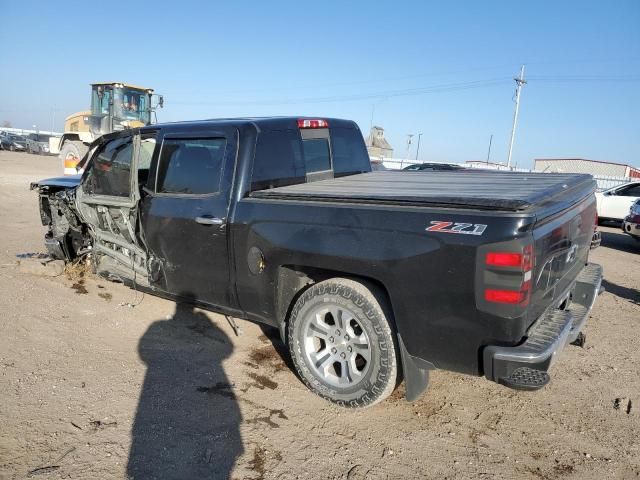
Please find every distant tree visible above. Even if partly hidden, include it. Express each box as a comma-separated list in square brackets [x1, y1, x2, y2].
[1, 121, 11, 128]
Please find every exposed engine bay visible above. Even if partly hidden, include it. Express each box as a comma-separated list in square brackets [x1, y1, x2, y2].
[32, 181, 149, 287]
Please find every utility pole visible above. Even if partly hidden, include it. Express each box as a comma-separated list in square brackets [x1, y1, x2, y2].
[486, 134, 493, 164]
[402, 134, 414, 168]
[506, 65, 526, 169]
[415, 133, 423, 160]
[370, 103, 375, 130]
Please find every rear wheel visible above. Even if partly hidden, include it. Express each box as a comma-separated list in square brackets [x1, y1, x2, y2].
[287, 278, 398, 408]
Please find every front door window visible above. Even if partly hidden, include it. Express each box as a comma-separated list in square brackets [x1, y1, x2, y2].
[83, 137, 134, 198]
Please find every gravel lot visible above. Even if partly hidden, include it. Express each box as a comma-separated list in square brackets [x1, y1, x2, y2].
[0, 151, 638, 480]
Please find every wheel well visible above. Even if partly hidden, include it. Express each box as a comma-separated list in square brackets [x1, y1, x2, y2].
[276, 265, 397, 341]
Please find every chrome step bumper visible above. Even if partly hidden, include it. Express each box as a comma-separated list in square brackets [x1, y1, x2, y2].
[483, 263, 603, 390]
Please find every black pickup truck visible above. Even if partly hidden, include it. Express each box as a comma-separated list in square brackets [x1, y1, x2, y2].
[31, 117, 603, 408]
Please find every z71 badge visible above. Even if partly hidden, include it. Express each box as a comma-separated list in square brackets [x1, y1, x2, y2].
[426, 221, 487, 236]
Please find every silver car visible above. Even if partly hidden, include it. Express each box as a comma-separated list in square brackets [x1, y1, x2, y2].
[26, 133, 53, 154]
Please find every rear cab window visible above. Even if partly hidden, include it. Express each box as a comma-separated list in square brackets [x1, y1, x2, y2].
[251, 119, 370, 191]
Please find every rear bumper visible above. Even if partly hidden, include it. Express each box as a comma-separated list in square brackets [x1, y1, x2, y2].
[483, 263, 603, 390]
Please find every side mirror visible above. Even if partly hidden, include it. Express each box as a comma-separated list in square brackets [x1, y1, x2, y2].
[158, 96, 164, 108]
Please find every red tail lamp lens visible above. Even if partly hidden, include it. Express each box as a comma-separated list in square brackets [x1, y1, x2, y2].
[297, 119, 329, 129]
[486, 252, 523, 267]
[484, 289, 526, 304]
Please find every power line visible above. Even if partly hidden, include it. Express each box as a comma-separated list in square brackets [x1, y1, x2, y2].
[167, 73, 640, 107]
[202, 64, 520, 96]
[170, 77, 512, 106]
[528, 75, 640, 82]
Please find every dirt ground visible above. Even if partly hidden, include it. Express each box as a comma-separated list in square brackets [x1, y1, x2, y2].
[0, 151, 638, 480]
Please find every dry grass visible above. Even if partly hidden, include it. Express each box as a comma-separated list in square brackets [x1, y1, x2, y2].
[64, 256, 92, 281]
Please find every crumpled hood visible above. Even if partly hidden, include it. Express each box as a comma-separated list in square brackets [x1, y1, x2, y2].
[30, 175, 81, 190]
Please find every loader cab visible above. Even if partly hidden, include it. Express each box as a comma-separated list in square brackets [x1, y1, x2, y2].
[90, 83, 154, 137]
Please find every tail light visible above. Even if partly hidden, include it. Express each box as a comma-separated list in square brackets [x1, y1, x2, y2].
[484, 289, 527, 304]
[483, 244, 533, 305]
[297, 119, 329, 129]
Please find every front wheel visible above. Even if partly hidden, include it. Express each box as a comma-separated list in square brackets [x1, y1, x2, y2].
[59, 141, 88, 173]
[287, 278, 398, 408]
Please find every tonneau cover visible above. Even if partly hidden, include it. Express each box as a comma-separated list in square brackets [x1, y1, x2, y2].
[250, 171, 596, 212]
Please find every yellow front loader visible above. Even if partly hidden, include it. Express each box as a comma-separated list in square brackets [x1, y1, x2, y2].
[54, 82, 163, 174]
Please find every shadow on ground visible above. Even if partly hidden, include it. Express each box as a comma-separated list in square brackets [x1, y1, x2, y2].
[127, 297, 243, 479]
[602, 279, 640, 306]
[600, 229, 640, 254]
[257, 324, 296, 373]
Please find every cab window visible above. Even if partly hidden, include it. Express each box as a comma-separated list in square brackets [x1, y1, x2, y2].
[84, 136, 133, 197]
[156, 138, 226, 195]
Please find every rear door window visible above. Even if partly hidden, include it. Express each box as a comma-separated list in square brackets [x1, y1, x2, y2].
[251, 130, 305, 190]
[84, 136, 133, 197]
[156, 138, 226, 195]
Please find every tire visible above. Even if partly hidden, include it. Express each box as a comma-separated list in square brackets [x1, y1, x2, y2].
[9, 144, 15, 152]
[59, 141, 88, 168]
[287, 278, 398, 408]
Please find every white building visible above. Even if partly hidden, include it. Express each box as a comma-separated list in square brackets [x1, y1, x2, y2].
[534, 158, 640, 179]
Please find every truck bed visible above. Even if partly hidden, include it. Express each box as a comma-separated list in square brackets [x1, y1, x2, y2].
[250, 170, 595, 212]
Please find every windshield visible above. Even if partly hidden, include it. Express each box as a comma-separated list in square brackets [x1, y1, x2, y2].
[113, 87, 150, 124]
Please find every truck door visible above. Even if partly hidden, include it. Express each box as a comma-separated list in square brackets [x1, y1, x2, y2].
[75, 132, 150, 286]
[140, 128, 237, 308]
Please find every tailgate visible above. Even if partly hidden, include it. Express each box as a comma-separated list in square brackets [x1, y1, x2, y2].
[527, 193, 598, 322]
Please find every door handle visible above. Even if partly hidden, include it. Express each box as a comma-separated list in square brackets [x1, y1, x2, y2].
[195, 215, 224, 226]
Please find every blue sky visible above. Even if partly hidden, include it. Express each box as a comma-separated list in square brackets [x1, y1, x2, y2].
[1, 0, 638, 168]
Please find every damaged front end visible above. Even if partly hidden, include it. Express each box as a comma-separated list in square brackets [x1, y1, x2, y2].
[31, 132, 153, 289]
[31, 177, 92, 262]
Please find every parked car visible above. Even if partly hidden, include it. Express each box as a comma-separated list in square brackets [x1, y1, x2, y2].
[0, 132, 27, 151]
[403, 162, 464, 172]
[26, 133, 53, 154]
[0, 132, 10, 150]
[596, 181, 640, 222]
[31, 117, 602, 408]
[622, 199, 640, 242]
